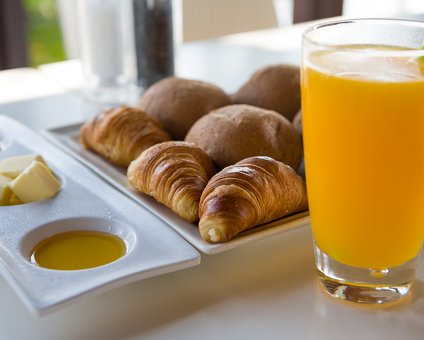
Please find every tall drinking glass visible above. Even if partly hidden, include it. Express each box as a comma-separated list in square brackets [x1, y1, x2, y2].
[77, 0, 138, 105]
[301, 19, 424, 304]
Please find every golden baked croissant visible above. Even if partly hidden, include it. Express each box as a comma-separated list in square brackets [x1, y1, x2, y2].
[80, 106, 171, 167]
[127, 141, 216, 222]
[199, 156, 308, 243]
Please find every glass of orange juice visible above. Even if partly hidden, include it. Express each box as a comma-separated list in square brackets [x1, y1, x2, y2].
[302, 19, 424, 304]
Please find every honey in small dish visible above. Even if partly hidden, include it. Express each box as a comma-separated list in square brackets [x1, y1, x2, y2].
[31, 230, 126, 270]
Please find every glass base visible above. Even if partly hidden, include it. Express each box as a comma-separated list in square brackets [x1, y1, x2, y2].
[314, 242, 417, 304]
[83, 85, 141, 107]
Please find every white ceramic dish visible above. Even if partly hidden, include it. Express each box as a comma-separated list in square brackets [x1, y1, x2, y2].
[43, 123, 311, 254]
[0, 115, 200, 316]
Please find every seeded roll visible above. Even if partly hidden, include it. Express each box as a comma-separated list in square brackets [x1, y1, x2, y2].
[185, 104, 302, 170]
[138, 77, 231, 140]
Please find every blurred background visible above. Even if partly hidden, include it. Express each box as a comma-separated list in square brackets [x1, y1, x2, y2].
[1, 0, 424, 69]
[25, 0, 65, 66]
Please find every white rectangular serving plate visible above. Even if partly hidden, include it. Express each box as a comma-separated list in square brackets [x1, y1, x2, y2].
[0, 116, 200, 316]
[43, 123, 311, 254]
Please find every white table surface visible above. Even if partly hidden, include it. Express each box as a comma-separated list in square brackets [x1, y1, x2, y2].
[1, 18, 424, 340]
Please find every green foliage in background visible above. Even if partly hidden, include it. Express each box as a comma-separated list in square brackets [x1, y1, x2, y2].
[24, 0, 65, 66]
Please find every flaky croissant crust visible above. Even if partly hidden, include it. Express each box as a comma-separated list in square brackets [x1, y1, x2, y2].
[199, 156, 308, 243]
[80, 106, 171, 167]
[127, 141, 216, 222]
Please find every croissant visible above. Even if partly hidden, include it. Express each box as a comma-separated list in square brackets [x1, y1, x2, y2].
[127, 141, 216, 222]
[80, 106, 171, 167]
[199, 156, 308, 243]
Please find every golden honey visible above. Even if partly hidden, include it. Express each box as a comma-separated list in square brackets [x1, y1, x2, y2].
[31, 230, 126, 270]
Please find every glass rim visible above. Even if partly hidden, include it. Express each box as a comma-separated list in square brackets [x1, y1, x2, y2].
[302, 18, 424, 56]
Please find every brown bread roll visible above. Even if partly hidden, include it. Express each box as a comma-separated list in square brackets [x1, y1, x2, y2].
[232, 64, 301, 121]
[138, 77, 231, 140]
[185, 104, 302, 170]
[80, 106, 171, 167]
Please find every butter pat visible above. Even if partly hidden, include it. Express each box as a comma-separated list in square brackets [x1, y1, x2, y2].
[9, 161, 61, 203]
[0, 174, 12, 205]
[0, 154, 46, 179]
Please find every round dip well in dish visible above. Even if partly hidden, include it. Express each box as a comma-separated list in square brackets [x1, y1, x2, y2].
[21, 217, 136, 271]
[30, 230, 126, 270]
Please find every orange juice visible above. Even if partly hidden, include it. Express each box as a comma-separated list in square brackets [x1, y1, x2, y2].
[302, 46, 424, 269]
